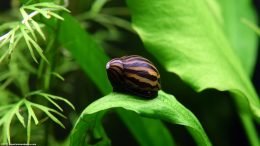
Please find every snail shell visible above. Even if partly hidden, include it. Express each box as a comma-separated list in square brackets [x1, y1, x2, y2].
[106, 55, 161, 98]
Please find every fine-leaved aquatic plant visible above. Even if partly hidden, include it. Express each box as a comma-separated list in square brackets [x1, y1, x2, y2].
[0, 2, 69, 63]
[0, 2, 74, 144]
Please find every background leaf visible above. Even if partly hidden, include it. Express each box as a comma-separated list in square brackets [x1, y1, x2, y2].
[215, 0, 258, 75]
[70, 91, 211, 146]
[126, 0, 260, 118]
[58, 13, 112, 94]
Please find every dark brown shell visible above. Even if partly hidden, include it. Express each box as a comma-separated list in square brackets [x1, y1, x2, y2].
[106, 55, 160, 98]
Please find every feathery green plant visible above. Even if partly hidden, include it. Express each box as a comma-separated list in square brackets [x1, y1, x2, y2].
[0, 91, 74, 143]
[0, 2, 69, 63]
[0, 2, 74, 144]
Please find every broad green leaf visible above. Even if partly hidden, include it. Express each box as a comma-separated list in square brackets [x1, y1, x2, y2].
[126, 0, 260, 118]
[70, 91, 211, 146]
[216, 0, 258, 75]
[59, 13, 175, 146]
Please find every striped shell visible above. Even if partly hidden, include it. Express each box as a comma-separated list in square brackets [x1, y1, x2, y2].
[106, 55, 161, 98]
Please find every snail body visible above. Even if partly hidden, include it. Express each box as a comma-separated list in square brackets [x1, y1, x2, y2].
[106, 55, 161, 98]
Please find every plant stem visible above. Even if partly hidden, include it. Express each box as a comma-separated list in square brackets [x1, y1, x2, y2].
[235, 95, 260, 146]
[42, 31, 56, 146]
[239, 113, 259, 146]
[42, 16, 61, 146]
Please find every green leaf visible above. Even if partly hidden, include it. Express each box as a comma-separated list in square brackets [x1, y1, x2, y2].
[15, 110, 26, 127]
[117, 110, 175, 146]
[24, 100, 39, 125]
[20, 27, 38, 63]
[26, 34, 49, 63]
[38, 94, 64, 111]
[126, 0, 260, 118]
[70, 112, 111, 146]
[43, 110, 65, 128]
[24, 7, 50, 18]
[47, 11, 65, 20]
[0, 32, 11, 48]
[38, 93, 75, 110]
[8, 29, 16, 54]
[215, 0, 258, 75]
[58, 13, 112, 94]
[59, 13, 176, 146]
[20, 8, 37, 40]
[30, 102, 65, 128]
[30, 2, 70, 12]
[70, 91, 211, 146]
[30, 19, 46, 40]
[51, 72, 65, 81]
[2, 100, 23, 143]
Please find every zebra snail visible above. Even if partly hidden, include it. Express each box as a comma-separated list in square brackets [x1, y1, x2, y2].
[106, 55, 161, 99]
